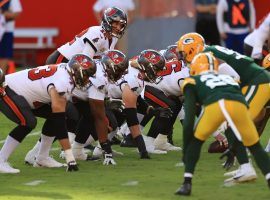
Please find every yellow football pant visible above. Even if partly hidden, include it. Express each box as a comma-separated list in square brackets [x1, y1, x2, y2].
[242, 83, 270, 120]
[194, 99, 259, 146]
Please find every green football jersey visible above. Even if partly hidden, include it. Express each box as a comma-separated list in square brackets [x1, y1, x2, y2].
[204, 45, 270, 87]
[182, 72, 247, 106]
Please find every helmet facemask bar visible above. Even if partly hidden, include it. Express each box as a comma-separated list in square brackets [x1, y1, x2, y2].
[138, 62, 163, 84]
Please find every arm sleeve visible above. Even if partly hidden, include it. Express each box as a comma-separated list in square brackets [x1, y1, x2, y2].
[182, 86, 197, 156]
[249, 0, 256, 30]
[216, 0, 226, 33]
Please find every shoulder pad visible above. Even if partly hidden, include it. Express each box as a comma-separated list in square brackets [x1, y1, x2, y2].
[181, 77, 196, 92]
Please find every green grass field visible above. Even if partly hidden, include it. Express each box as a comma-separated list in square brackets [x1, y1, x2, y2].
[0, 113, 269, 200]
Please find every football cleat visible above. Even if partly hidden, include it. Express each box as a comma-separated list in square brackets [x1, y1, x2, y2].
[143, 135, 167, 154]
[154, 134, 182, 151]
[72, 147, 90, 161]
[66, 160, 79, 172]
[24, 149, 37, 165]
[175, 183, 192, 196]
[224, 165, 257, 183]
[0, 161, 20, 174]
[34, 157, 67, 168]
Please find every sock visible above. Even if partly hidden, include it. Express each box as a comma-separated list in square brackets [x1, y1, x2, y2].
[0, 135, 20, 162]
[183, 173, 193, 184]
[134, 135, 147, 153]
[185, 138, 204, 174]
[36, 134, 55, 161]
[225, 128, 249, 164]
[248, 142, 270, 175]
[84, 135, 95, 146]
[65, 149, 75, 163]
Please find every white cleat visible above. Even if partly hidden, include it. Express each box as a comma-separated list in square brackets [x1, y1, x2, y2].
[0, 161, 20, 174]
[224, 165, 257, 183]
[34, 157, 67, 168]
[224, 169, 238, 177]
[24, 149, 37, 165]
[72, 148, 89, 161]
[143, 135, 167, 154]
[153, 134, 182, 151]
[93, 146, 103, 158]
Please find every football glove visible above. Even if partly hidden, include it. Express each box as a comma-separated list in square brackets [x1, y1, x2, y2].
[105, 97, 125, 112]
[103, 153, 117, 165]
[66, 160, 79, 172]
[220, 148, 235, 170]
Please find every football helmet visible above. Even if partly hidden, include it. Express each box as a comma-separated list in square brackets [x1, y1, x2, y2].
[177, 32, 205, 63]
[190, 52, 218, 76]
[163, 45, 181, 61]
[68, 54, 96, 89]
[101, 50, 128, 83]
[101, 7, 127, 38]
[137, 49, 165, 83]
[262, 54, 270, 70]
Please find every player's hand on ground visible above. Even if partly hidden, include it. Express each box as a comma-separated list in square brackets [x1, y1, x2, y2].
[103, 153, 117, 165]
[66, 160, 79, 172]
[220, 149, 235, 170]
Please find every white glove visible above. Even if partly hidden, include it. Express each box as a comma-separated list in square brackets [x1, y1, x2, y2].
[103, 153, 117, 165]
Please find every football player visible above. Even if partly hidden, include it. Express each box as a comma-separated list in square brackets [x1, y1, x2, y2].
[177, 32, 270, 183]
[46, 7, 127, 63]
[244, 12, 270, 64]
[0, 54, 96, 173]
[89, 49, 168, 159]
[175, 52, 270, 196]
[24, 7, 127, 165]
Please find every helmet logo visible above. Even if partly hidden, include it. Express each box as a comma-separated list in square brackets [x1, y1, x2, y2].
[106, 8, 117, 17]
[107, 51, 124, 64]
[75, 55, 91, 69]
[183, 38, 194, 44]
[144, 52, 160, 65]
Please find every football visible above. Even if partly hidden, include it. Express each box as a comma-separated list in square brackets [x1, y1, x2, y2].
[208, 140, 228, 153]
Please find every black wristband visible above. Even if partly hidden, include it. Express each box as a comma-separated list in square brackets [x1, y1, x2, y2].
[100, 140, 112, 154]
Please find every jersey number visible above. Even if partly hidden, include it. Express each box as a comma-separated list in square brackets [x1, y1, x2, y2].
[158, 60, 182, 76]
[69, 28, 89, 45]
[28, 65, 58, 81]
[215, 45, 246, 60]
[200, 74, 238, 89]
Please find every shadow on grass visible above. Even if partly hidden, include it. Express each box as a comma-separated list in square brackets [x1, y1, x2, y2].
[0, 189, 72, 199]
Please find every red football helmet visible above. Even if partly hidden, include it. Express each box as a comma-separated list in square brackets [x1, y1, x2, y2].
[68, 54, 96, 89]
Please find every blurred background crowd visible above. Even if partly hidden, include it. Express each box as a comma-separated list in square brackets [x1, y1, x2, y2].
[0, 0, 269, 72]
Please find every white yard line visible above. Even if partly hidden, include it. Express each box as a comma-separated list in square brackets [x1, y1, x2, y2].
[24, 180, 46, 186]
[121, 181, 139, 186]
[0, 131, 41, 144]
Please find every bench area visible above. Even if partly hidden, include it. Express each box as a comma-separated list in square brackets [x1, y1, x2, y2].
[13, 28, 59, 67]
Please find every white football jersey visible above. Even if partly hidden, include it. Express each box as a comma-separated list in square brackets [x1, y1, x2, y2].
[148, 60, 190, 97]
[87, 60, 109, 100]
[58, 26, 118, 60]
[5, 64, 74, 109]
[120, 65, 145, 96]
[244, 13, 270, 49]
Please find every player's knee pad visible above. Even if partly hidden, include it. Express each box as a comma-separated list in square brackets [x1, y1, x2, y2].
[124, 108, 139, 127]
[50, 112, 68, 140]
[9, 125, 33, 142]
